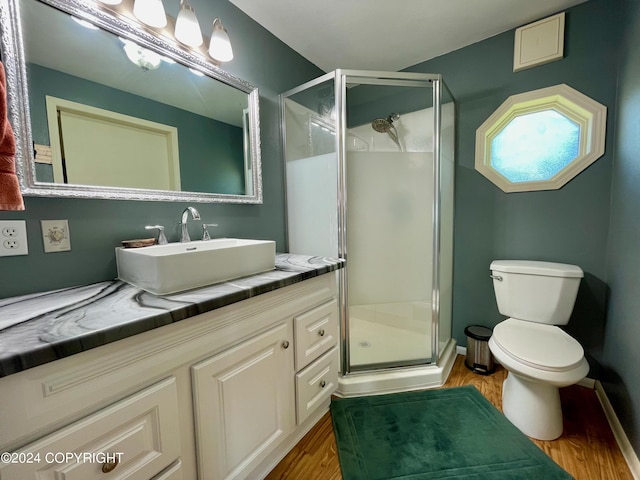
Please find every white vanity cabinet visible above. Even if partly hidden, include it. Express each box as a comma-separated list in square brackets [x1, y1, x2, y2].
[0, 272, 339, 480]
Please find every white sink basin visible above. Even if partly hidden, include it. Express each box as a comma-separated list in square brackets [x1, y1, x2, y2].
[116, 238, 276, 295]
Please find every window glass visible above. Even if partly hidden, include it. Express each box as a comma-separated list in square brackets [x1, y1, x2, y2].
[475, 84, 606, 192]
[490, 110, 580, 182]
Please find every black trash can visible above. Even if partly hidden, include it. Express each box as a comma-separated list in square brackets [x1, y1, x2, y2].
[464, 325, 495, 375]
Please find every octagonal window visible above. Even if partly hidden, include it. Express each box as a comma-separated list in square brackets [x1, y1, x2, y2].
[475, 84, 607, 193]
[491, 110, 580, 183]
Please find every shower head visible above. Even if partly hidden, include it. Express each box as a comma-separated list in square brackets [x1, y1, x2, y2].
[371, 113, 400, 133]
[371, 117, 393, 133]
[371, 113, 402, 151]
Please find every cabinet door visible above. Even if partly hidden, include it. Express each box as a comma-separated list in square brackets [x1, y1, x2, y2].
[191, 322, 294, 480]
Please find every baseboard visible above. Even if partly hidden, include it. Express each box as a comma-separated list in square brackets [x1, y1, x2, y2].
[577, 377, 595, 389]
[595, 380, 640, 479]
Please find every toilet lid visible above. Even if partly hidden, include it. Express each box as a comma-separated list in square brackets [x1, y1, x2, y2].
[492, 319, 584, 371]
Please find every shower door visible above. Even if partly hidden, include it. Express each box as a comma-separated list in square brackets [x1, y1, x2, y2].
[282, 70, 454, 377]
[339, 71, 439, 372]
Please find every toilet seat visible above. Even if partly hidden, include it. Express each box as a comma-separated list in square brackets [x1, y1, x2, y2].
[492, 318, 584, 372]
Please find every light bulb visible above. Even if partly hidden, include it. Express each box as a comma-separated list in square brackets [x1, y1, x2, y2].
[96, 0, 123, 5]
[133, 0, 167, 28]
[122, 40, 162, 71]
[208, 18, 233, 62]
[175, 0, 203, 47]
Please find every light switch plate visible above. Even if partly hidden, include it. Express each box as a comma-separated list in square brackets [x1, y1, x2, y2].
[41, 220, 71, 253]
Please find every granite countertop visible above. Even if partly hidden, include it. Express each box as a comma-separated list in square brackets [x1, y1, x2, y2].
[0, 254, 344, 378]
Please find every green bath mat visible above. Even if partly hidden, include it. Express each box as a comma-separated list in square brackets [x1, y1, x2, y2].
[331, 385, 573, 480]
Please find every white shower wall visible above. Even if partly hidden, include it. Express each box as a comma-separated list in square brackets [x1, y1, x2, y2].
[347, 107, 440, 153]
[346, 106, 439, 308]
[284, 99, 338, 258]
[346, 151, 433, 306]
[286, 152, 338, 258]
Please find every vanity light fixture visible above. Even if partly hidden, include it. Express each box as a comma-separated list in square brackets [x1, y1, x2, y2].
[209, 17, 233, 63]
[174, 0, 203, 47]
[133, 0, 167, 28]
[121, 38, 162, 71]
[96, 0, 234, 63]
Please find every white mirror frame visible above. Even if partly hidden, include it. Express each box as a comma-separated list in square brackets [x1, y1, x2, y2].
[0, 0, 263, 203]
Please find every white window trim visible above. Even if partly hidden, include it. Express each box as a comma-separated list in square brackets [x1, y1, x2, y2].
[475, 84, 607, 193]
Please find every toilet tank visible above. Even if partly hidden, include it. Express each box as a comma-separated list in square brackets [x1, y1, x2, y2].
[490, 260, 583, 325]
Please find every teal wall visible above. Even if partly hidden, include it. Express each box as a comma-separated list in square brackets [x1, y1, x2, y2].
[604, 0, 640, 453]
[0, 0, 323, 298]
[28, 64, 245, 195]
[405, 0, 620, 377]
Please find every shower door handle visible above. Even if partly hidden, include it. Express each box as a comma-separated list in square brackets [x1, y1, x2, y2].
[489, 274, 503, 281]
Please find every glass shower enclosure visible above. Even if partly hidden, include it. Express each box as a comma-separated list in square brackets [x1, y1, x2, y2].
[282, 70, 455, 396]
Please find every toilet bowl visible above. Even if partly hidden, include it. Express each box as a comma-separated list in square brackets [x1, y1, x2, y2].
[488, 260, 589, 441]
[489, 319, 589, 440]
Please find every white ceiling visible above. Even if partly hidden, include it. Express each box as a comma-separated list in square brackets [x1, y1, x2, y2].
[228, 0, 587, 72]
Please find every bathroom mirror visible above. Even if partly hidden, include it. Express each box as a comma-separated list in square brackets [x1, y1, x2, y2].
[0, 0, 262, 203]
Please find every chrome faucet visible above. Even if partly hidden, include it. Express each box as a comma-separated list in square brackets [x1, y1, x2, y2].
[202, 223, 218, 241]
[180, 206, 201, 242]
[145, 225, 168, 245]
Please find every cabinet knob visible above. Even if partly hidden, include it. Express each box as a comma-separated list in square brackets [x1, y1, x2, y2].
[101, 458, 119, 473]
[320, 380, 327, 388]
[318, 329, 325, 337]
[281, 340, 290, 349]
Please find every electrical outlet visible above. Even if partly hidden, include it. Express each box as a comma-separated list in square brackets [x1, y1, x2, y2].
[0, 220, 28, 257]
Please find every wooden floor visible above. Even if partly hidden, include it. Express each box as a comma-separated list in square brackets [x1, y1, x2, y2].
[266, 355, 633, 480]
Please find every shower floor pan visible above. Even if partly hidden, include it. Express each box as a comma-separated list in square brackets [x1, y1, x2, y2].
[337, 302, 457, 397]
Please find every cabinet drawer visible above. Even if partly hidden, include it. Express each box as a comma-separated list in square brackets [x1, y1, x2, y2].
[0, 377, 181, 480]
[294, 299, 338, 370]
[295, 346, 339, 425]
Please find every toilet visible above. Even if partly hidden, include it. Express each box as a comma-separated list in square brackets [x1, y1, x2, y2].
[487, 260, 589, 441]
